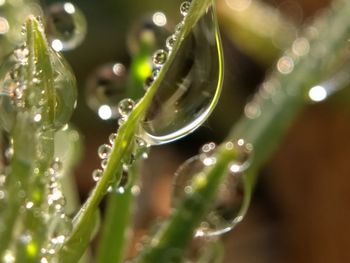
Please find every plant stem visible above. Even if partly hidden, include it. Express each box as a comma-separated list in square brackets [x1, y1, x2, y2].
[96, 160, 140, 263]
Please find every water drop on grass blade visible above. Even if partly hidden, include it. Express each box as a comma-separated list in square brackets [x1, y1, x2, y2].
[139, 4, 223, 145]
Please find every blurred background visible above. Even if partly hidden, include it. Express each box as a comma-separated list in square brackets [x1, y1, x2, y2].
[34, 0, 350, 262]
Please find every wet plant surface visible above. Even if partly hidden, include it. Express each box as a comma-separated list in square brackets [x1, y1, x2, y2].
[0, 0, 350, 262]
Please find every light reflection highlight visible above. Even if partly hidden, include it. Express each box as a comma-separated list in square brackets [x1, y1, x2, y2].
[308, 85, 327, 102]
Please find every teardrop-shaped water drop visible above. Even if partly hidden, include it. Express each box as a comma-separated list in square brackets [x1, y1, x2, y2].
[139, 4, 223, 145]
[49, 50, 77, 129]
[172, 154, 247, 237]
[46, 2, 87, 51]
[86, 63, 128, 120]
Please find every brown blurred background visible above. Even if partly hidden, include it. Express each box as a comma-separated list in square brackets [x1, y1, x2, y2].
[54, 0, 350, 262]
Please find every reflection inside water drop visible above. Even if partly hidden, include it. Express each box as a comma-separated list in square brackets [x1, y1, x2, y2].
[139, 4, 223, 145]
[46, 2, 87, 51]
[86, 63, 128, 120]
[172, 151, 248, 237]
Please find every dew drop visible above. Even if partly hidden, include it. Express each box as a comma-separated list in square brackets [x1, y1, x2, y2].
[46, 2, 87, 51]
[116, 165, 129, 193]
[109, 133, 117, 144]
[166, 34, 177, 51]
[144, 76, 154, 90]
[118, 98, 135, 118]
[92, 169, 103, 182]
[152, 49, 168, 66]
[172, 153, 248, 237]
[98, 144, 112, 159]
[101, 159, 108, 169]
[0, 55, 25, 132]
[139, 5, 223, 145]
[127, 14, 170, 56]
[86, 63, 128, 119]
[51, 158, 63, 174]
[227, 139, 253, 173]
[180, 1, 192, 16]
[49, 51, 77, 130]
[13, 46, 29, 64]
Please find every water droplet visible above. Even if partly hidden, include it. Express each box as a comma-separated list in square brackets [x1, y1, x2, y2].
[46, 2, 87, 51]
[144, 76, 154, 90]
[49, 51, 78, 130]
[166, 34, 176, 51]
[92, 169, 103, 182]
[109, 133, 117, 144]
[173, 153, 248, 237]
[139, 5, 223, 145]
[152, 49, 168, 66]
[175, 22, 184, 34]
[116, 165, 129, 192]
[101, 159, 108, 169]
[308, 85, 327, 102]
[127, 14, 170, 55]
[0, 56, 25, 131]
[86, 63, 128, 119]
[227, 139, 253, 173]
[98, 144, 112, 159]
[13, 46, 29, 64]
[5, 146, 13, 160]
[118, 98, 135, 118]
[180, 1, 192, 16]
[51, 158, 63, 173]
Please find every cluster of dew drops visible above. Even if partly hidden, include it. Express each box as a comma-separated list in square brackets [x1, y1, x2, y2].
[0, 1, 87, 262]
[89, 1, 194, 190]
[85, 0, 193, 121]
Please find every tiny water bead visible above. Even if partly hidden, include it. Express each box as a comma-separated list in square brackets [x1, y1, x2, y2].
[180, 1, 192, 16]
[226, 139, 253, 173]
[172, 154, 248, 236]
[166, 35, 176, 51]
[139, 4, 223, 145]
[98, 144, 112, 159]
[109, 132, 117, 144]
[86, 63, 128, 120]
[152, 49, 168, 66]
[46, 2, 87, 51]
[92, 169, 103, 182]
[118, 98, 135, 118]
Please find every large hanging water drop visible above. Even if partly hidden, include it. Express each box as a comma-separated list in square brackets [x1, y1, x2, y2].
[46, 2, 87, 51]
[85, 63, 128, 120]
[50, 50, 77, 129]
[139, 3, 223, 145]
[172, 151, 248, 237]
